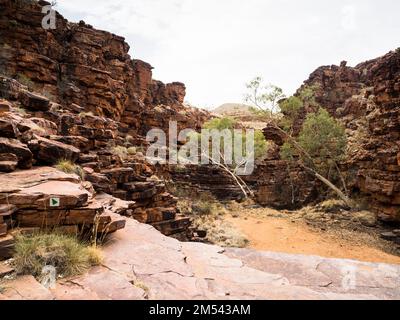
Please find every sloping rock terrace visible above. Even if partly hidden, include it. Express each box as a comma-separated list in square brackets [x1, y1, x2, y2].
[1, 218, 399, 300]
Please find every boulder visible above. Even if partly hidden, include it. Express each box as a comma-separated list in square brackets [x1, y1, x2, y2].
[19, 90, 50, 111]
[263, 123, 286, 146]
[86, 173, 113, 193]
[0, 223, 7, 236]
[0, 75, 25, 100]
[28, 136, 80, 164]
[0, 137, 33, 169]
[0, 153, 18, 172]
[0, 117, 19, 138]
[0, 204, 18, 216]
[0, 167, 81, 194]
[30, 118, 58, 135]
[381, 232, 398, 241]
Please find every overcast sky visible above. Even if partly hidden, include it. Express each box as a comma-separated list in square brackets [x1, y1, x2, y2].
[57, 0, 400, 109]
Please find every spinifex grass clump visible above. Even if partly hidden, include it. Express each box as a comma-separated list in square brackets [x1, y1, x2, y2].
[13, 233, 102, 278]
[55, 159, 85, 180]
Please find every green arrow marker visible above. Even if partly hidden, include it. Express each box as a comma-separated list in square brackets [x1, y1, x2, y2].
[50, 198, 60, 207]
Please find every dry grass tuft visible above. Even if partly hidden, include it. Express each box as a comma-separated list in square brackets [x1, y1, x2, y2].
[317, 199, 349, 213]
[179, 197, 249, 248]
[13, 233, 102, 279]
[55, 159, 85, 180]
[112, 146, 129, 160]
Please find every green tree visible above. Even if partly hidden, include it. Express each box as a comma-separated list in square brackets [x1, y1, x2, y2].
[244, 79, 352, 207]
[196, 117, 268, 198]
[202, 117, 268, 162]
[244, 77, 286, 117]
[281, 108, 347, 184]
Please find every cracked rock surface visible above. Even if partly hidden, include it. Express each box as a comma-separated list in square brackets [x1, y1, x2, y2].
[1, 218, 400, 300]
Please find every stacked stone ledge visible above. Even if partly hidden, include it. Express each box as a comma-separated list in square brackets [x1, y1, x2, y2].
[0, 80, 196, 260]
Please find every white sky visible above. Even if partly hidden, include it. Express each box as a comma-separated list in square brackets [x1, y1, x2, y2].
[56, 0, 400, 109]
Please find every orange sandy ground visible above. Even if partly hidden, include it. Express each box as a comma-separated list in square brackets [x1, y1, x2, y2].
[227, 214, 400, 265]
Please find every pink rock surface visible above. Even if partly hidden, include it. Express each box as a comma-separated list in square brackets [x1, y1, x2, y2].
[2, 219, 400, 300]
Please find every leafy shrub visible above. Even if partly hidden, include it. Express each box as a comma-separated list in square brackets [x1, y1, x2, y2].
[298, 108, 346, 163]
[202, 117, 268, 161]
[279, 96, 303, 131]
[192, 200, 214, 216]
[281, 108, 347, 176]
[203, 117, 237, 130]
[317, 199, 349, 212]
[13, 233, 102, 278]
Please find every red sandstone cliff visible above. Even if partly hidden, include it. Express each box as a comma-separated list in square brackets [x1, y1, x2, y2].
[0, 0, 209, 137]
[259, 50, 400, 221]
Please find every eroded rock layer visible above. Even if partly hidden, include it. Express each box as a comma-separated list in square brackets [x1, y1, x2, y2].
[0, 0, 213, 249]
[256, 51, 400, 221]
[0, 0, 209, 138]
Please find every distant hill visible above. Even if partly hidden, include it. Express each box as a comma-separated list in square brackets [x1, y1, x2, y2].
[212, 103, 268, 130]
[213, 103, 254, 117]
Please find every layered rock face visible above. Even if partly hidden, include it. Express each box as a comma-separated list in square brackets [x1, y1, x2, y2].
[171, 165, 245, 201]
[0, 1, 212, 253]
[256, 51, 400, 220]
[0, 0, 209, 138]
[299, 52, 400, 221]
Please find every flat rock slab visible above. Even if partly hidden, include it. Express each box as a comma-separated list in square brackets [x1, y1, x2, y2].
[0, 275, 53, 300]
[53, 267, 146, 300]
[0, 263, 14, 277]
[2, 219, 400, 300]
[0, 166, 80, 193]
[0, 167, 90, 210]
[2, 180, 90, 210]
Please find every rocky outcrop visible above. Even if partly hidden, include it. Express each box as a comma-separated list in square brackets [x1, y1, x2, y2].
[171, 165, 245, 201]
[0, 166, 127, 260]
[0, 0, 213, 242]
[256, 51, 400, 219]
[0, 88, 195, 243]
[0, 0, 210, 140]
[298, 51, 400, 221]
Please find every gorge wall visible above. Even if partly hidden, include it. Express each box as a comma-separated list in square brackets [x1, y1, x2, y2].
[0, 0, 211, 253]
[257, 50, 400, 222]
[0, 0, 398, 226]
[0, 0, 209, 138]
